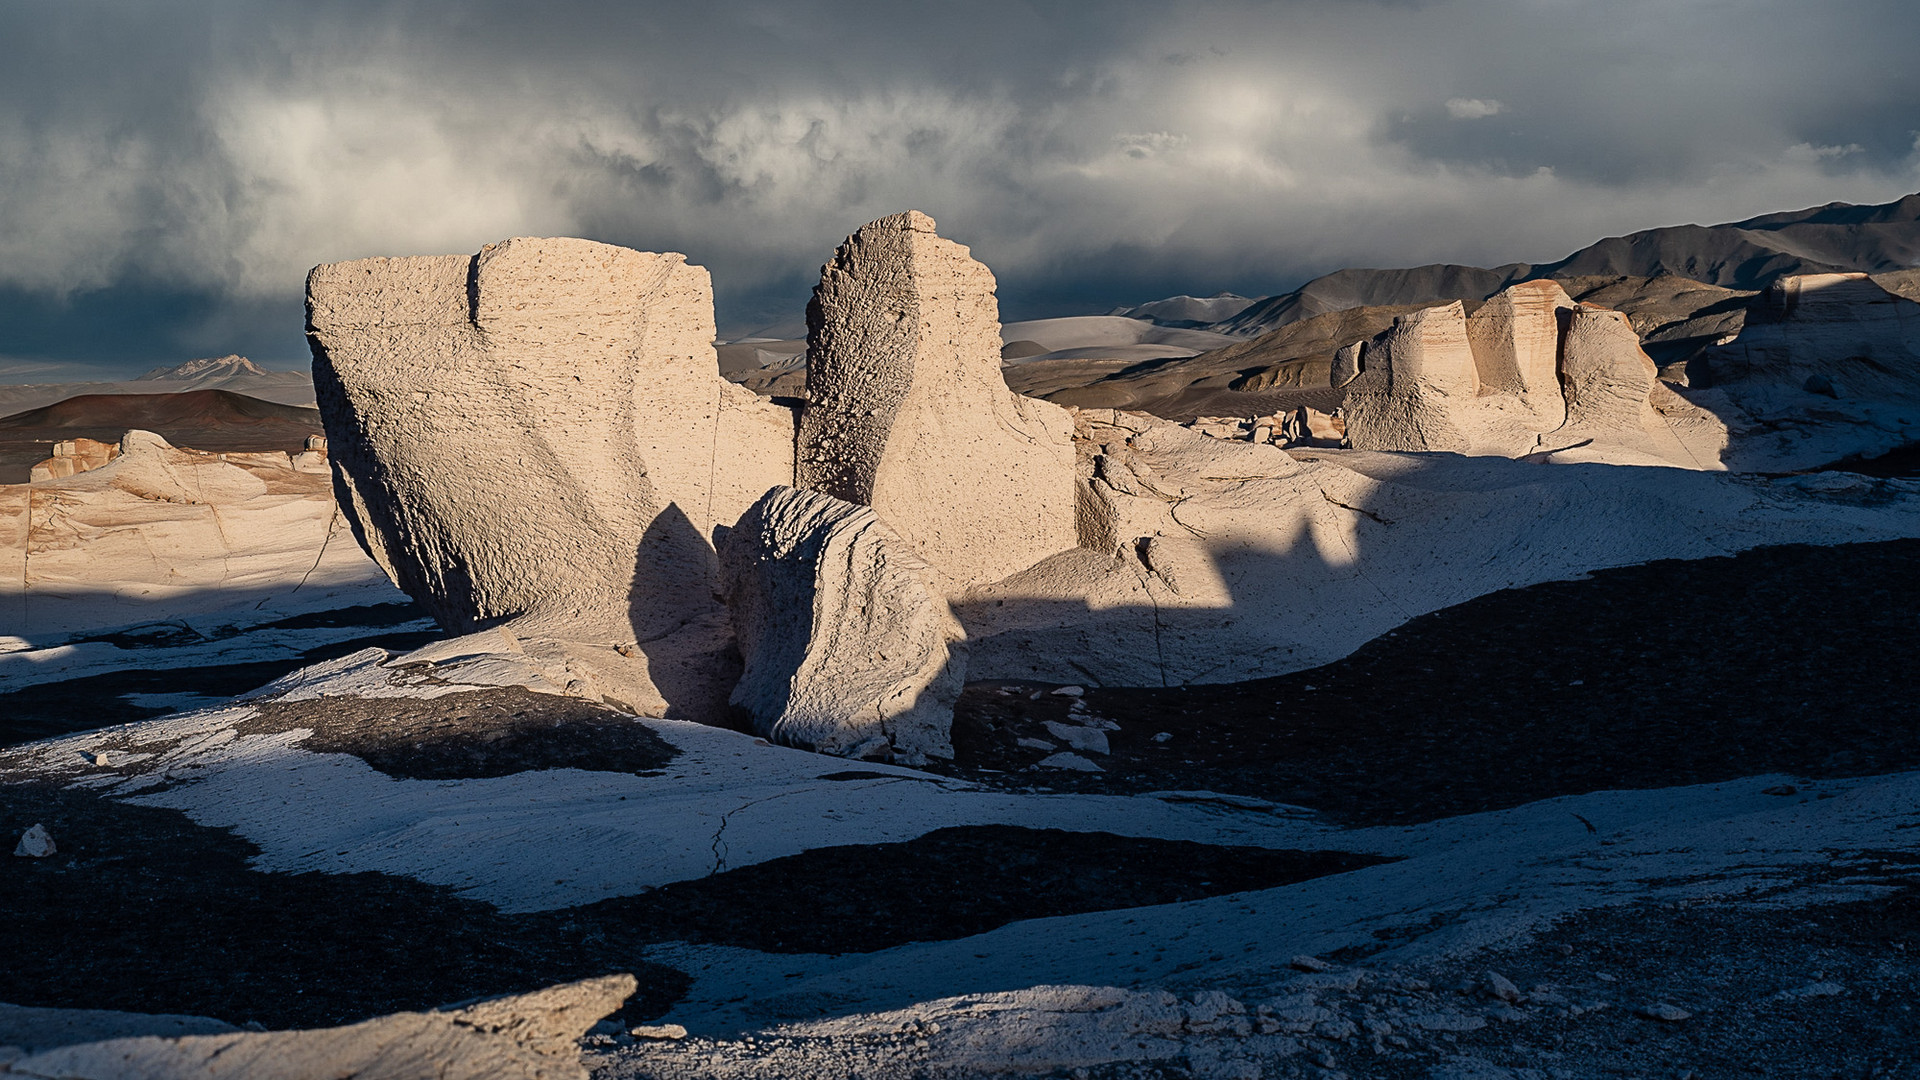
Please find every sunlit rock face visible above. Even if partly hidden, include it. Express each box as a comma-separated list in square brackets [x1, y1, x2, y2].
[1336, 283, 1723, 468]
[307, 237, 794, 718]
[798, 210, 1080, 593]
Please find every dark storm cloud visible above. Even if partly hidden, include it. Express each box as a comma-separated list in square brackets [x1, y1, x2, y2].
[4, 0, 1919, 376]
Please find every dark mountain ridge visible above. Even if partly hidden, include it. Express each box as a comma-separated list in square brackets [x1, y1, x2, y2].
[1214, 191, 1920, 338]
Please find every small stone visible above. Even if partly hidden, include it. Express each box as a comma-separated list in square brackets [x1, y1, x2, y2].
[1290, 955, 1333, 972]
[1637, 1003, 1690, 1022]
[1051, 685, 1086, 697]
[1485, 971, 1522, 1002]
[13, 824, 54, 858]
[1016, 737, 1056, 751]
[1762, 784, 1798, 796]
[1043, 721, 1110, 755]
[1036, 752, 1103, 772]
[1151, 731, 1174, 742]
[1773, 981, 1845, 1001]
[629, 1023, 689, 1040]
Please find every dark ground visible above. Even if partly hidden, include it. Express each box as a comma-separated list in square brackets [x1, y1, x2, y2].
[940, 538, 1920, 827]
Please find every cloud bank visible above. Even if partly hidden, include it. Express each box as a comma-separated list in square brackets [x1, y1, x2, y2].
[4, 0, 1920, 373]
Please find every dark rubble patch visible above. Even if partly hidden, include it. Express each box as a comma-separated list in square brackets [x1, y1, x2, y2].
[233, 686, 678, 780]
[583, 826, 1395, 954]
[0, 630, 443, 748]
[0, 780, 689, 1030]
[942, 538, 1920, 827]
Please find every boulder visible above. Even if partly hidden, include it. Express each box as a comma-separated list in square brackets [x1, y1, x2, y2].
[797, 211, 1078, 592]
[3, 975, 634, 1080]
[719, 486, 964, 763]
[307, 238, 796, 717]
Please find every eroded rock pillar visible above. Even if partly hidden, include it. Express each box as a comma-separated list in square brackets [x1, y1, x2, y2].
[797, 211, 1078, 592]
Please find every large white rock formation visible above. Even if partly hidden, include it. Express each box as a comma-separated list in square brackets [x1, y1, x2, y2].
[798, 211, 1079, 592]
[720, 486, 963, 763]
[308, 238, 795, 718]
[1337, 282, 1722, 468]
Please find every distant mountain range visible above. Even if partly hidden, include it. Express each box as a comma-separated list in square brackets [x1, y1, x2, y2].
[137, 354, 274, 381]
[1120, 191, 1920, 339]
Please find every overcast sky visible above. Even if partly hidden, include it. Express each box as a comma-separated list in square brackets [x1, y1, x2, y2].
[4, 0, 1919, 378]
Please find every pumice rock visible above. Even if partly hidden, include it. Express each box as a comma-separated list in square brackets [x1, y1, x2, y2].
[720, 486, 964, 762]
[2, 974, 635, 1080]
[307, 237, 795, 718]
[798, 211, 1079, 592]
[1338, 301, 1484, 454]
[1335, 283, 1719, 467]
[1465, 278, 1573, 424]
[1545, 304, 1702, 467]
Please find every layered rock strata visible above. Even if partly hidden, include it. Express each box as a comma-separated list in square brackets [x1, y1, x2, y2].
[308, 238, 795, 717]
[720, 486, 963, 763]
[799, 211, 1079, 591]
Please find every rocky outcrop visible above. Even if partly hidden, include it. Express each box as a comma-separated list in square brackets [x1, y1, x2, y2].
[1465, 278, 1572, 423]
[1336, 282, 1717, 467]
[28, 437, 118, 482]
[720, 486, 963, 763]
[308, 238, 796, 717]
[1337, 301, 1484, 453]
[798, 211, 1079, 592]
[2, 975, 633, 1080]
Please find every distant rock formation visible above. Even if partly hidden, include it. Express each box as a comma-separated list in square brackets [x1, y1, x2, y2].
[720, 486, 964, 763]
[1686, 272, 1920, 470]
[308, 237, 795, 718]
[798, 211, 1079, 591]
[1336, 282, 1722, 467]
[0, 430, 353, 636]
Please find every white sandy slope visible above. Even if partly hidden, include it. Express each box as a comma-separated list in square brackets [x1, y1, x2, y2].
[963, 437, 1920, 687]
[1000, 317, 1238, 354]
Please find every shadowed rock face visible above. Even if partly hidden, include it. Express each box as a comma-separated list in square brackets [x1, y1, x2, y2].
[307, 237, 794, 718]
[799, 211, 1079, 592]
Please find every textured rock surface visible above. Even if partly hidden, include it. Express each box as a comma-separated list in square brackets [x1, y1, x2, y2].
[308, 238, 795, 717]
[1688, 272, 1920, 469]
[798, 211, 1078, 591]
[1465, 278, 1573, 423]
[1546, 305, 1703, 467]
[1336, 283, 1717, 467]
[720, 486, 963, 762]
[3, 975, 633, 1080]
[0, 429, 371, 637]
[1337, 301, 1482, 453]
